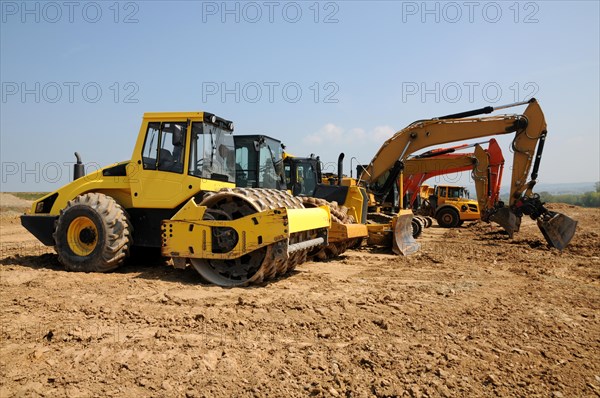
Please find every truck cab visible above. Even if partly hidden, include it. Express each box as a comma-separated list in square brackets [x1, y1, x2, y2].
[420, 184, 480, 227]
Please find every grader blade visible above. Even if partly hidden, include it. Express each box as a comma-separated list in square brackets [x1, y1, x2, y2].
[392, 210, 421, 255]
[537, 212, 577, 251]
[489, 207, 520, 238]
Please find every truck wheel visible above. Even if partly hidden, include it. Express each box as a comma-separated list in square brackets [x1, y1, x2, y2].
[436, 208, 460, 228]
[411, 217, 424, 238]
[53, 193, 132, 272]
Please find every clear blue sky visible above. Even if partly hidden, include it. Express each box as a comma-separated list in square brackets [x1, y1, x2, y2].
[1, 0, 598, 191]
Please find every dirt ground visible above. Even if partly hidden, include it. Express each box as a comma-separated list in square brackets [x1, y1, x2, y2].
[1, 193, 599, 397]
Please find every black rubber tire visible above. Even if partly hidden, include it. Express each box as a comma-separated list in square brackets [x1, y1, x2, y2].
[53, 193, 132, 272]
[436, 207, 460, 228]
[411, 217, 424, 238]
[424, 216, 434, 228]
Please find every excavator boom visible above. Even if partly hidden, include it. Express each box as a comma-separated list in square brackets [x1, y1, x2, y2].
[359, 99, 576, 249]
[404, 153, 477, 207]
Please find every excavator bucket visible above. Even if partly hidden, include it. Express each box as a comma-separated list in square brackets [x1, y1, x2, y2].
[392, 210, 421, 255]
[537, 212, 578, 250]
[489, 207, 520, 238]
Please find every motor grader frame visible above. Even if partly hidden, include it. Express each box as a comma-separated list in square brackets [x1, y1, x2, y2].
[21, 112, 332, 286]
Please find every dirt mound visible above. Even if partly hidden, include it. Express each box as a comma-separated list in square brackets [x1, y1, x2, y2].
[545, 202, 578, 210]
[1, 207, 599, 397]
[0, 193, 32, 218]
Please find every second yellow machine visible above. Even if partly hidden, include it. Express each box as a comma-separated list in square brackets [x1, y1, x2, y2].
[21, 112, 332, 286]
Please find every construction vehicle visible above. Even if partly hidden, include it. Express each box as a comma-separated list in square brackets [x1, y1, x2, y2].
[403, 139, 505, 228]
[417, 184, 479, 227]
[232, 134, 286, 190]
[20, 112, 333, 287]
[233, 135, 368, 259]
[283, 153, 368, 223]
[403, 142, 490, 207]
[239, 142, 431, 250]
[358, 98, 577, 250]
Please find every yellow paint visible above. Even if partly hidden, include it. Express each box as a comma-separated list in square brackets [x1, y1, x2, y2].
[287, 206, 330, 233]
[329, 223, 368, 241]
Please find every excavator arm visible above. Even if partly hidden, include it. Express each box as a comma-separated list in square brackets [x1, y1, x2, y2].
[403, 154, 477, 207]
[361, 109, 525, 187]
[360, 99, 576, 249]
[473, 139, 505, 221]
[402, 140, 497, 208]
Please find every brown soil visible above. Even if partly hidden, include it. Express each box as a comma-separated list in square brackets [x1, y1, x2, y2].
[1, 194, 599, 397]
[0, 193, 33, 220]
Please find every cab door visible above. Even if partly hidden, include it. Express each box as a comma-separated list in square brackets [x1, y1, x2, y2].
[129, 120, 193, 208]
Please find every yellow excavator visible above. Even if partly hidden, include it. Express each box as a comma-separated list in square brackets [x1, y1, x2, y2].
[21, 112, 332, 286]
[355, 145, 486, 248]
[358, 98, 577, 250]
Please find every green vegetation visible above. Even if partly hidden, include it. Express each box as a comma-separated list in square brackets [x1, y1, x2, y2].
[537, 191, 600, 207]
[498, 182, 600, 208]
[10, 192, 49, 201]
[538, 182, 600, 207]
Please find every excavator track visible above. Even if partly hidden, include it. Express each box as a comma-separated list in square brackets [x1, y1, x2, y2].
[190, 188, 319, 287]
[300, 197, 359, 260]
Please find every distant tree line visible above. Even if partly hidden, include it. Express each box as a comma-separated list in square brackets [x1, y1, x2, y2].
[499, 182, 600, 208]
[538, 181, 600, 207]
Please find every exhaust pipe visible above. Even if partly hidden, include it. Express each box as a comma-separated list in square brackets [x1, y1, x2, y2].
[73, 152, 84, 180]
[337, 153, 344, 185]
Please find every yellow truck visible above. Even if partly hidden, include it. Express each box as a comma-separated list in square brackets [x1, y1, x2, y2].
[418, 184, 480, 227]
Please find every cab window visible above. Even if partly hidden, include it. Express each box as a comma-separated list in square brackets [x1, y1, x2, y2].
[188, 123, 236, 182]
[234, 145, 254, 187]
[141, 122, 186, 173]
